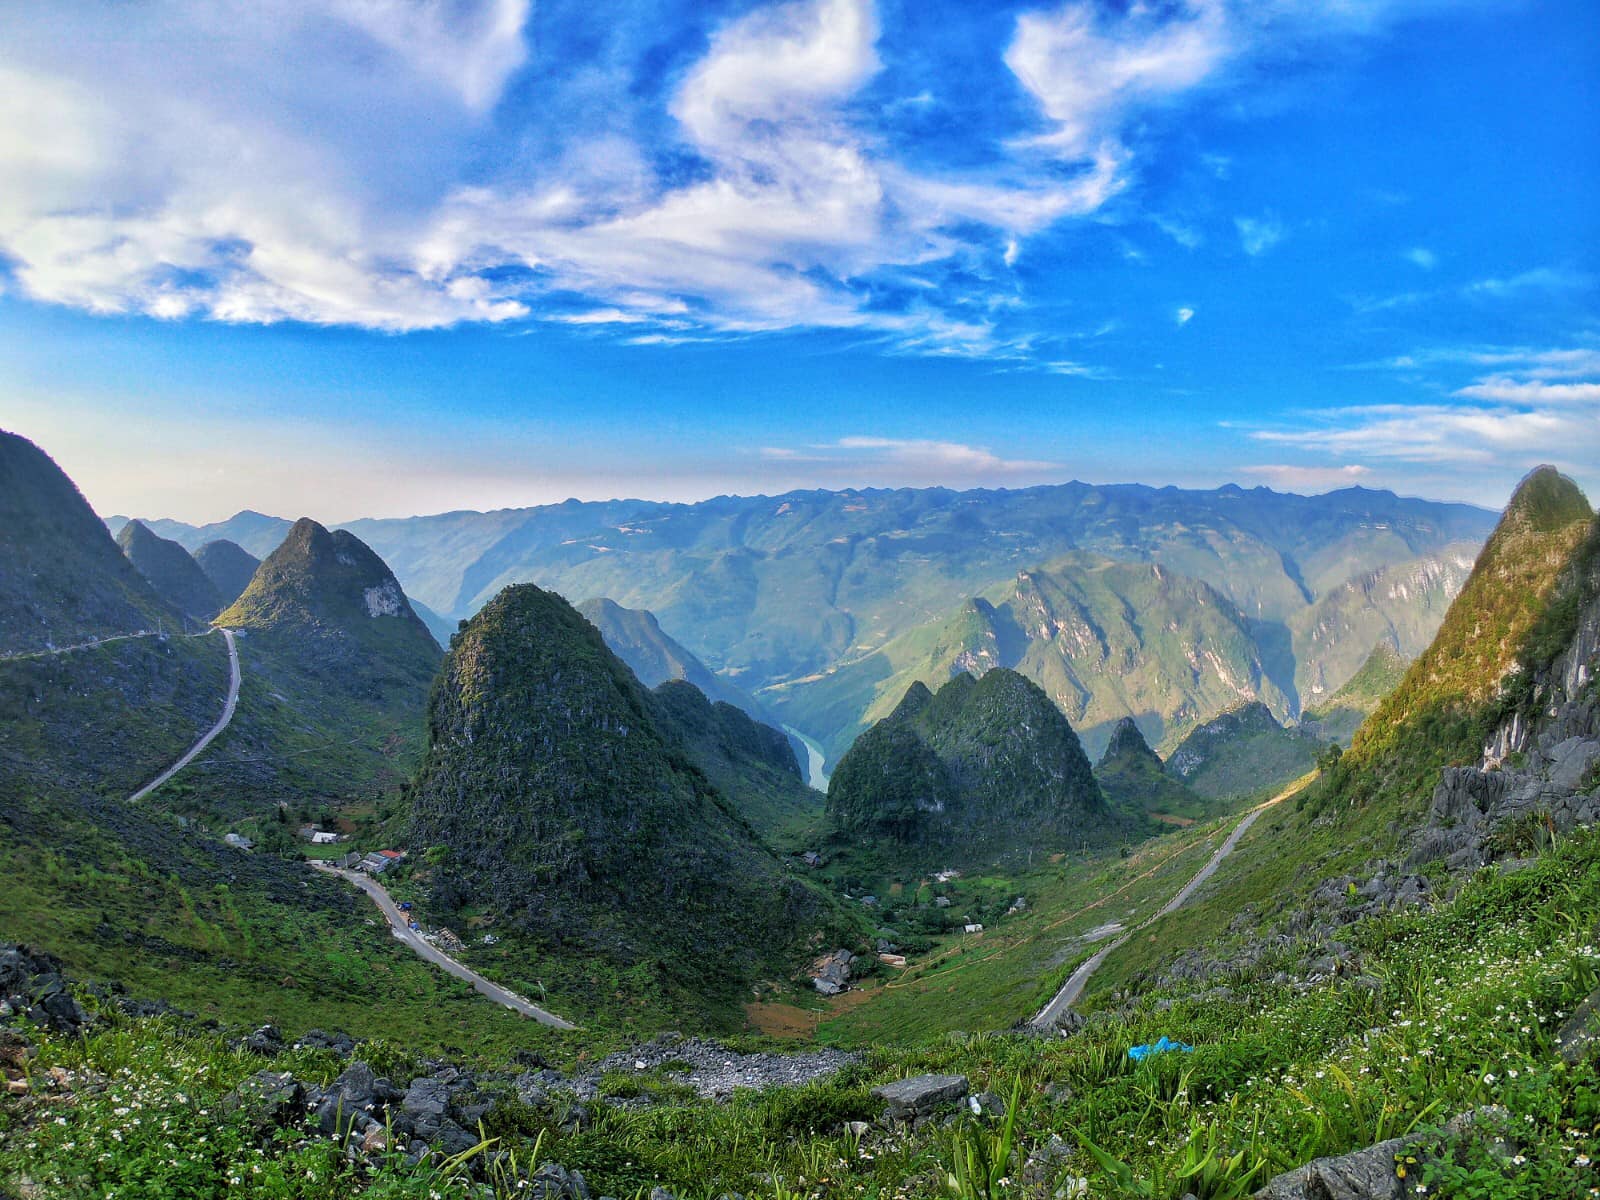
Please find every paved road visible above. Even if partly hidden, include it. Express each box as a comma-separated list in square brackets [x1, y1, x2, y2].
[129, 629, 240, 802]
[1, 630, 161, 661]
[316, 864, 577, 1030]
[1030, 783, 1302, 1028]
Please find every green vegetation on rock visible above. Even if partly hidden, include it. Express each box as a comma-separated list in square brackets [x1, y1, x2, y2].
[1163, 700, 1322, 802]
[1315, 467, 1596, 815]
[1300, 641, 1409, 745]
[826, 669, 1118, 863]
[409, 584, 852, 1025]
[1093, 716, 1209, 822]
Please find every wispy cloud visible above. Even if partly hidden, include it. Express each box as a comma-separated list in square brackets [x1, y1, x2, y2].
[1235, 214, 1285, 256]
[1454, 378, 1600, 405]
[1252, 339, 1600, 470]
[761, 436, 1058, 478]
[1240, 463, 1372, 491]
[1404, 246, 1436, 270]
[1176, 306, 1196, 325]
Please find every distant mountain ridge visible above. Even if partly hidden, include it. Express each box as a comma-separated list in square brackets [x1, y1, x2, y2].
[113, 480, 1496, 771]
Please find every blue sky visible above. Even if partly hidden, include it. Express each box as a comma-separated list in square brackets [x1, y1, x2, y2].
[0, 0, 1595, 522]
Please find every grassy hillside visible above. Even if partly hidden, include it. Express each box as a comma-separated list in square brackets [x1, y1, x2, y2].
[1316, 467, 1595, 814]
[0, 632, 229, 799]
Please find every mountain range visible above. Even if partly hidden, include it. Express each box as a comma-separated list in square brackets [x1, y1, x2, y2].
[110, 482, 1495, 771]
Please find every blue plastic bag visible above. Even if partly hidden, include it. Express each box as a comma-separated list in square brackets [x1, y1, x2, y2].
[1128, 1036, 1194, 1061]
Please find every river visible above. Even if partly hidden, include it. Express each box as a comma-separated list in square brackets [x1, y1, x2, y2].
[783, 725, 830, 791]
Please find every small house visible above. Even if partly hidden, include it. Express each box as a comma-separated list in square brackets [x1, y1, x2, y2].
[223, 833, 253, 850]
[963, 923, 984, 935]
[309, 830, 340, 845]
[800, 851, 822, 868]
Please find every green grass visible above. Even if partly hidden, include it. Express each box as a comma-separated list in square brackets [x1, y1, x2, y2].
[7, 828, 1598, 1199]
[815, 824, 1232, 1046]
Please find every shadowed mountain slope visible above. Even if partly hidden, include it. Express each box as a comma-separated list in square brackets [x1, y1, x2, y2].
[193, 539, 260, 607]
[118, 520, 223, 624]
[0, 430, 180, 653]
[409, 584, 842, 1013]
[826, 669, 1119, 863]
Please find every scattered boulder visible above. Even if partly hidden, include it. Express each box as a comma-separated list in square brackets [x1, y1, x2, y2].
[872, 1073, 969, 1123]
[1253, 1136, 1408, 1199]
[1556, 987, 1600, 1065]
[241, 1024, 285, 1055]
[221, 1070, 304, 1134]
[529, 1163, 591, 1200]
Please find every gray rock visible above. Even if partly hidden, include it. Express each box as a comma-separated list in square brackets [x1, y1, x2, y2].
[241, 1024, 284, 1055]
[529, 1163, 591, 1200]
[220, 1070, 304, 1133]
[1556, 987, 1600, 1065]
[403, 1076, 452, 1119]
[1253, 1136, 1407, 1199]
[872, 1073, 969, 1121]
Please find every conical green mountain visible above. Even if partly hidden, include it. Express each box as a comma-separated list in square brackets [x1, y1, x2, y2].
[193, 539, 260, 607]
[577, 598, 768, 717]
[217, 518, 441, 671]
[1328, 466, 1596, 810]
[117, 520, 224, 624]
[1164, 701, 1321, 801]
[409, 584, 834, 1005]
[1094, 716, 1206, 822]
[181, 519, 443, 817]
[826, 668, 1116, 860]
[0, 430, 180, 653]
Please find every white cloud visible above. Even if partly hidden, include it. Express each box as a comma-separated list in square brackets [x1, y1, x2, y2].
[1251, 405, 1582, 465]
[1464, 266, 1591, 299]
[1454, 377, 1600, 405]
[0, 0, 1476, 347]
[1176, 306, 1196, 325]
[1405, 246, 1436, 269]
[762, 436, 1058, 478]
[1006, 1, 1231, 159]
[1235, 214, 1285, 256]
[1240, 463, 1372, 491]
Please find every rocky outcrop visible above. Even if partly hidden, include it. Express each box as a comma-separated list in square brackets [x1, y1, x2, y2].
[1410, 535, 1600, 869]
[871, 1073, 969, 1125]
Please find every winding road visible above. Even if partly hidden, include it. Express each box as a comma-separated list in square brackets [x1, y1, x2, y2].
[1, 630, 162, 661]
[128, 628, 240, 802]
[314, 864, 577, 1030]
[1030, 781, 1303, 1028]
